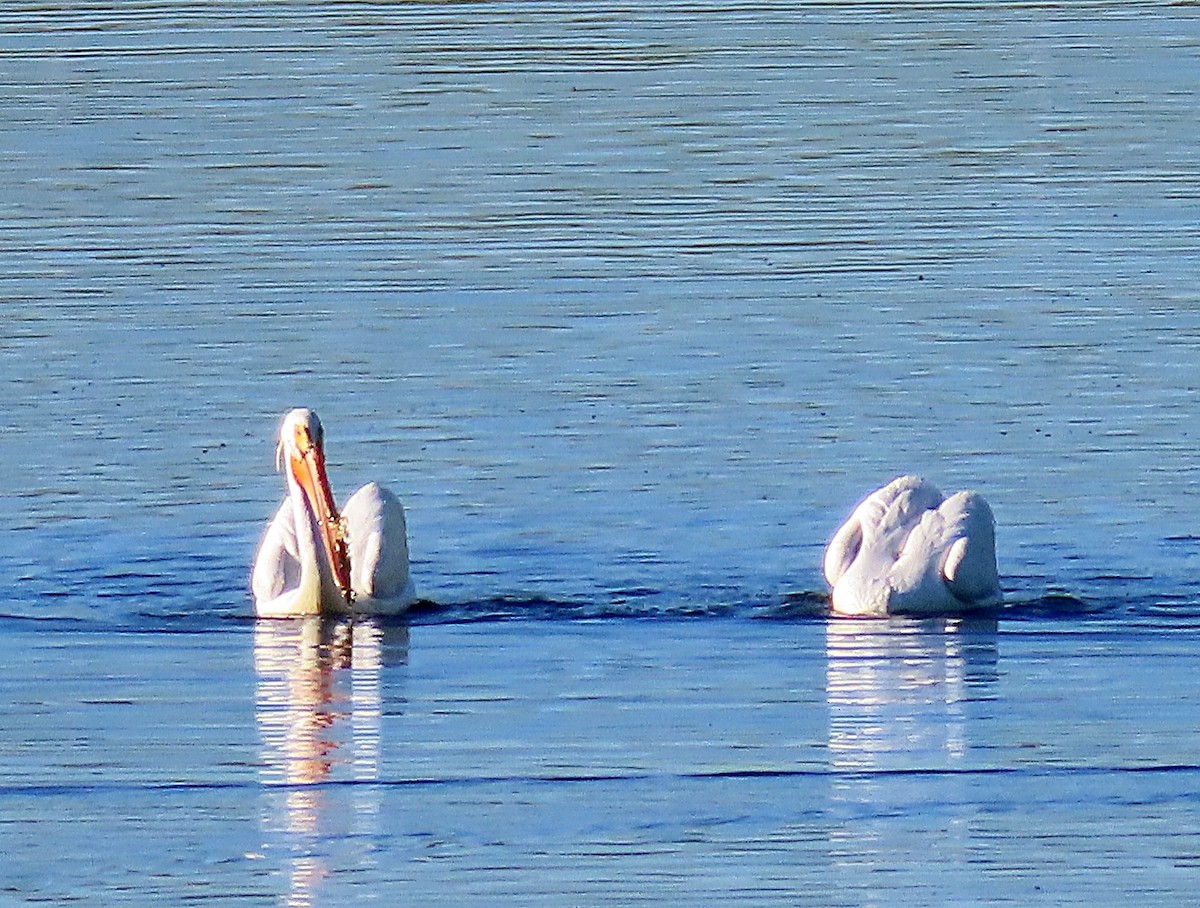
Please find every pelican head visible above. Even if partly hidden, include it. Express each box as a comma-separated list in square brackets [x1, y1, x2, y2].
[276, 408, 353, 606]
[276, 407, 325, 473]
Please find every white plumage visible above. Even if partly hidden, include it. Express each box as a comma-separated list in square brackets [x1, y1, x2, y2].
[252, 409, 415, 617]
[824, 475, 1001, 617]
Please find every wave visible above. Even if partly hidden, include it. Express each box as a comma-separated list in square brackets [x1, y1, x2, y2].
[391, 590, 1200, 627]
[4, 542, 1200, 630]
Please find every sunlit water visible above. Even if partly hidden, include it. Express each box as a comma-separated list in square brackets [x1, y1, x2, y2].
[2, 3, 1199, 905]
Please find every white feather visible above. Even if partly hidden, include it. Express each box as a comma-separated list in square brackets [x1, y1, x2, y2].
[824, 475, 1002, 617]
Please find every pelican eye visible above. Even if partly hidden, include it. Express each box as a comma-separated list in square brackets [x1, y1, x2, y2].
[293, 424, 314, 453]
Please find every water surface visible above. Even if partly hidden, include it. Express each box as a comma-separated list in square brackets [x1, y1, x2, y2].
[6, 616, 1200, 905]
[1, 3, 1199, 905]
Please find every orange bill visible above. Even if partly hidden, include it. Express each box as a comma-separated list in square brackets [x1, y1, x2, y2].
[289, 443, 353, 604]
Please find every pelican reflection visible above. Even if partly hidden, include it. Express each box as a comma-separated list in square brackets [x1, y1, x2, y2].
[823, 618, 999, 899]
[254, 617, 407, 907]
[825, 616, 998, 771]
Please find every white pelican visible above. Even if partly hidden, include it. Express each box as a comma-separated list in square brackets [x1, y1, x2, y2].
[823, 475, 1001, 617]
[252, 408, 416, 617]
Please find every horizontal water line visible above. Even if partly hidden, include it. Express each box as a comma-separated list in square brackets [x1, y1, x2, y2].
[7, 760, 1200, 800]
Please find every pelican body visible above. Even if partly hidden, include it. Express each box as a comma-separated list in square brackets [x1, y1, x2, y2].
[823, 475, 1001, 617]
[252, 408, 415, 617]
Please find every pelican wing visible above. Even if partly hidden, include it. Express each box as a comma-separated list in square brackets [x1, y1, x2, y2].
[875, 476, 945, 534]
[252, 500, 301, 610]
[823, 516, 862, 587]
[826, 475, 943, 585]
[343, 481, 413, 608]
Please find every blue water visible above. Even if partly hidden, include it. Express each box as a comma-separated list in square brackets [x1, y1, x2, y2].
[2, 3, 1200, 905]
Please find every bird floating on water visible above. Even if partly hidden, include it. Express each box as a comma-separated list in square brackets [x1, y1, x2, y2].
[252, 408, 415, 618]
[823, 474, 1001, 617]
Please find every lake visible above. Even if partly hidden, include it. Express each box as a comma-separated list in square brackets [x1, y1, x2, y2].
[1, 2, 1199, 905]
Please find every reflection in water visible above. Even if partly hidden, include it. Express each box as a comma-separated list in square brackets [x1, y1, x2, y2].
[824, 617, 1000, 897]
[825, 616, 998, 771]
[254, 618, 407, 908]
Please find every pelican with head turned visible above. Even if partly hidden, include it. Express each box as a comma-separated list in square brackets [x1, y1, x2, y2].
[252, 408, 416, 617]
[823, 475, 1001, 617]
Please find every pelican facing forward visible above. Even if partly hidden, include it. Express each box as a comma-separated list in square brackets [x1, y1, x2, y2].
[823, 475, 1001, 617]
[252, 408, 415, 617]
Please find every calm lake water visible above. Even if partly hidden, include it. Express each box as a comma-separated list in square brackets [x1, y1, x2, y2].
[2, 2, 1200, 905]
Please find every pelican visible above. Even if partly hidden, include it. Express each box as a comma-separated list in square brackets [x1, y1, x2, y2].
[252, 408, 415, 618]
[823, 475, 1001, 617]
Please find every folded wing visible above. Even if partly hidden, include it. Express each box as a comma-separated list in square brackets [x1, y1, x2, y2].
[343, 481, 414, 611]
